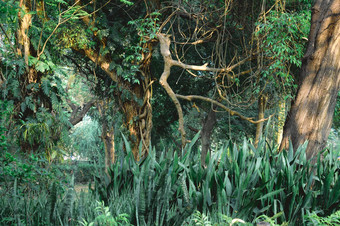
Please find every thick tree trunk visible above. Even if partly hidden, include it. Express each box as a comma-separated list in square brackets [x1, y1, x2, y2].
[17, 0, 33, 77]
[120, 85, 152, 161]
[201, 107, 216, 166]
[120, 40, 154, 161]
[72, 1, 155, 161]
[280, 0, 340, 161]
[17, 0, 39, 97]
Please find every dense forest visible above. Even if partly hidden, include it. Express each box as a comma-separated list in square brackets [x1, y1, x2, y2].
[1, 0, 340, 225]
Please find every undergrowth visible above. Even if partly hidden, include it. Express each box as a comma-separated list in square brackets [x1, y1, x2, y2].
[1, 132, 339, 225]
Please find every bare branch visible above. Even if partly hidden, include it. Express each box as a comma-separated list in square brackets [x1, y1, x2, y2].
[158, 33, 187, 147]
[176, 94, 271, 124]
[157, 32, 257, 147]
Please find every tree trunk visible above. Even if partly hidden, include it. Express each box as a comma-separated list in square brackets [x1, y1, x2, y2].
[280, 0, 340, 161]
[276, 98, 285, 146]
[120, 40, 154, 161]
[75, 44, 153, 161]
[255, 95, 267, 147]
[16, 0, 45, 153]
[17, 0, 39, 102]
[102, 127, 115, 175]
[201, 107, 216, 166]
[17, 0, 33, 77]
[71, 1, 155, 161]
[120, 85, 152, 161]
[97, 101, 115, 174]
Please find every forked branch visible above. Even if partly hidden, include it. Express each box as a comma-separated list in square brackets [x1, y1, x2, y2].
[157, 33, 269, 147]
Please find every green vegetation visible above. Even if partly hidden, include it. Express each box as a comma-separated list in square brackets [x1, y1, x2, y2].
[1, 135, 339, 225]
[1, 0, 340, 225]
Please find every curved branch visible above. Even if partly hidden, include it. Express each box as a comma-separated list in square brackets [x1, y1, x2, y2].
[176, 94, 271, 124]
[157, 32, 256, 147]
[158, 33, 187, 147]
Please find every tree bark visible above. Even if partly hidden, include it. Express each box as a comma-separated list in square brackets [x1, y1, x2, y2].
[17, 0, 33, 77]
[201, 106, 216, 166]
[97, 100, 115, 175]
[280, 0, 340, 161]
[102, 129, 115, 175]
[255, 95, 267, 147]
[16, 0, 45, 153]
[17, 0, 40, 94]
[120, 85, 152, 161]
[68, 100, 95, 127]
[276, 98, 285, 146]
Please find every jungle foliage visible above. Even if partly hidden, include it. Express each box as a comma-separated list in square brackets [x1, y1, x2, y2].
[1, 135, 340, 225]
[1, 0, 340, 225]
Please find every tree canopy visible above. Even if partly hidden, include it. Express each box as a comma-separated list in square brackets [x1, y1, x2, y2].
[3, 0, 340, 225]
[2, 0, 337, 166]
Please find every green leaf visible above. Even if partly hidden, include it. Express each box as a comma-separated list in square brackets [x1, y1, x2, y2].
[36, 61, 49, 72]
[258, 188, 285, 201]
[120, 0, 133, 6]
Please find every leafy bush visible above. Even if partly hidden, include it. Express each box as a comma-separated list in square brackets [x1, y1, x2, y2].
[0, 152, 64, 195]
[0, 171, 129, 226]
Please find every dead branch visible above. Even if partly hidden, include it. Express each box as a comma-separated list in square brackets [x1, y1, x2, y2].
[158, 33, 187, 147]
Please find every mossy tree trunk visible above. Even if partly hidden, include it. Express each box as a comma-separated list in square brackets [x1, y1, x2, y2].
[97, 100, 115, 174]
